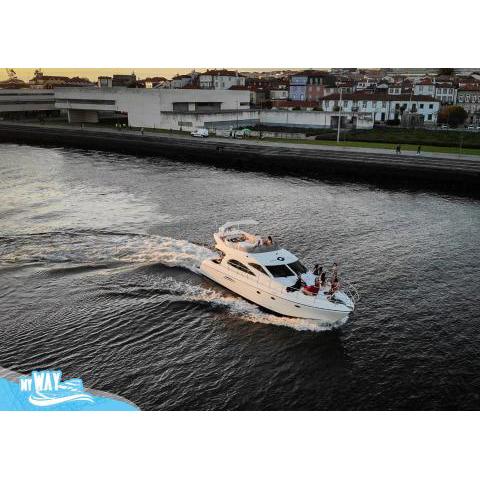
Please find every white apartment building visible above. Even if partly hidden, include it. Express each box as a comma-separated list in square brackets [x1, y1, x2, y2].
[199, 70, 245, 90]
[456, 86, 480, 124]
[269, 89, 289, 100]
[413, 80, 435, 97]
[433, 83, 457, 104]
[321, 93, 440, 123]
[413, 79, 456, 104]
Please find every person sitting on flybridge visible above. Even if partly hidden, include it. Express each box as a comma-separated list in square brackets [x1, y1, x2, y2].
[264, 235, 274, 246]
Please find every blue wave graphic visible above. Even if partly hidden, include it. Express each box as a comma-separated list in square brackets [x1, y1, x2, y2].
[0, 368, 138, 411]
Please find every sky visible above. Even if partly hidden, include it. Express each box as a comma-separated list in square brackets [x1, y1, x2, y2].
[0, 68, 287, 82]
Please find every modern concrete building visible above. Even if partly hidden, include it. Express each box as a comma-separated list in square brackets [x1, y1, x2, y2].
[0, 89, 57, 118]
[260, 110, 373, 130]
[54, 87, 253, 130]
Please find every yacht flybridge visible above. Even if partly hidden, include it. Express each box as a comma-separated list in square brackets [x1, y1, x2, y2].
[200, 220, 359, 324]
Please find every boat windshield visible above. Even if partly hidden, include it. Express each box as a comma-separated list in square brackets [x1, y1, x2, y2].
[265, 264, 295, 278]
[287, 260, 307, 275]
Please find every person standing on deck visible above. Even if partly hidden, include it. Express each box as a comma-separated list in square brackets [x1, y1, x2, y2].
[331, 262, 338, 281]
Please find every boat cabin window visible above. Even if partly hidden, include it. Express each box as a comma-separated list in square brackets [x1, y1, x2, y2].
[227, 259, 254, 275]
[287, 260, 307, 275]
[265, 264, 295, 278]
[248, 263, 269, 276]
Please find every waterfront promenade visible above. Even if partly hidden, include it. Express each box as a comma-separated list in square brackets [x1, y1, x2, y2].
[1, 121, 479, 194]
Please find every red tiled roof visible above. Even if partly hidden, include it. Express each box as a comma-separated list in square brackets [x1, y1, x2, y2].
[435, 82, 455, 88]
[458, 85, 480, 92]
[271, 100, 319, 108]
[203, 69, 243, 77]
[145, 76, 167, 82]
[292, 70, 330, 78]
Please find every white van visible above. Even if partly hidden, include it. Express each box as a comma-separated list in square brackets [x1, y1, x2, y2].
[191, 128, 209, 138]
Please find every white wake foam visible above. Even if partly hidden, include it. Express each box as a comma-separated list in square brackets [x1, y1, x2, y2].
[3, 232, 345, 332]
[159, 277, 344, 332]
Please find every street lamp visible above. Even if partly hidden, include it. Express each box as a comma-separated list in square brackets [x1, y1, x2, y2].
[336, 87, 343, 143]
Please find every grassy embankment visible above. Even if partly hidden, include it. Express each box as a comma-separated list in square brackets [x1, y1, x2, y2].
[264, 128, 480, 156]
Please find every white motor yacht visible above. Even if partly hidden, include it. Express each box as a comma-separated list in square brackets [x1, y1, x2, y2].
[199, 220, 359, 324]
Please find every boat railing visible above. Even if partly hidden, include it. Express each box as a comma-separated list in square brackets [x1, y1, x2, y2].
[341, 281, 360, 304]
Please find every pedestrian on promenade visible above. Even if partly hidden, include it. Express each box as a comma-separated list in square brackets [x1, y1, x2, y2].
[395, 144, 401, 155]
[417, 145, 422, 155]
[141, 127, 144, 135]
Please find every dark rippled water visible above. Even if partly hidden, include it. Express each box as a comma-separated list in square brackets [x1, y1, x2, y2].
[1, 143, 479, 410]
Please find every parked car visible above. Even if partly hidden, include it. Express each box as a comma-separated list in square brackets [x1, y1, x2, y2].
[191, 128, 209, 138]
[440, 124, 449, 130]
[233, 128, 251, 139]
[466, 125, 475, 130]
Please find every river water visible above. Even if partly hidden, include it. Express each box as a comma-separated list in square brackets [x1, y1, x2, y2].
[1, 143, 479, 410]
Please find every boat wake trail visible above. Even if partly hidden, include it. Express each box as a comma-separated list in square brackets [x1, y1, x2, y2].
[0, 230, 342, 332]
[0, 230, 213, 273]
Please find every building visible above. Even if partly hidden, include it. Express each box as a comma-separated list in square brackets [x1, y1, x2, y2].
[112, 73, 136, 87]
[413, 78, 435, 97]
[288, 70, 334, 101]
[269, 88, 289, 101]
[199, 70, 245, 90]
[260, 110, 373, 130]
[145, 77, 167, 89]
[29, 70, 92, 89]
[433, 83, 457, 105]
[321, 93, 440, 124]
[170, 73, 196, 89]
[54, 87, 253, 130]
[0, 89, 57, 119]
[98, 76, 113, 88]
[456, 85, 480, 124]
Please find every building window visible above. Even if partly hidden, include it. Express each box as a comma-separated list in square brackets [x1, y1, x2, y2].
[420, 103, 424, 108]
[428, 114, 432, 120]
[59, 98, 116, 105]
[429, 104, 433, 109]
[362, 100, 367, 107]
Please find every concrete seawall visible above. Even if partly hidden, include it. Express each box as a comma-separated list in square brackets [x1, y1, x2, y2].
[1, 122, 479, 196]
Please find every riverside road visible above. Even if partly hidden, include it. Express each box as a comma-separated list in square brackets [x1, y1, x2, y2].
[1, 121, 479, 195]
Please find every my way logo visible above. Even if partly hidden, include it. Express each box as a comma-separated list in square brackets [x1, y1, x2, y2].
[19, 370, 94, 407]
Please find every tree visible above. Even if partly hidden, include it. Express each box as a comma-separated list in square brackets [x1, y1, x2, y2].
[438, 68, 455, 76]
[438, 106, 468, 127]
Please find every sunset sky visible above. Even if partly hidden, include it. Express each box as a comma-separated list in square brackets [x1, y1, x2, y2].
[0, 68, 284, 82]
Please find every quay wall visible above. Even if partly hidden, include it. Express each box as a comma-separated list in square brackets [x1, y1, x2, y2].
[0, 123, 479, 196]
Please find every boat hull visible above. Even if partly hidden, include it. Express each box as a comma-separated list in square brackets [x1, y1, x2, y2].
[200, 260, 351, 324]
